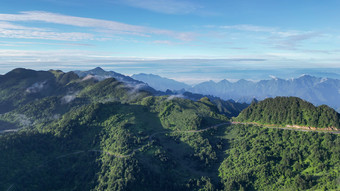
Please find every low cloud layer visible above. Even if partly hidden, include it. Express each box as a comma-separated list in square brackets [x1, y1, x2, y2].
[26, 81, 46, 93]
[62, 91, 79, 104]
[167, 94, 184, 100]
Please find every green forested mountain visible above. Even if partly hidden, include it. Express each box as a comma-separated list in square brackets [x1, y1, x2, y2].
[235, 97, 340, 129]
[0, 68, 82, 114]
[0, 69, 339, 190]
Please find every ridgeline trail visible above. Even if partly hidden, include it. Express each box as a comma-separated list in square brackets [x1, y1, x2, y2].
[231, 122, 340, 134]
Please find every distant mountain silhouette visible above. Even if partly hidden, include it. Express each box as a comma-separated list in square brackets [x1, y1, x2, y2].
[132, 73, 190, 91]
[74, 68, 340, 112]
[126, 73, 340, 112]
[188, 75, 340, 112]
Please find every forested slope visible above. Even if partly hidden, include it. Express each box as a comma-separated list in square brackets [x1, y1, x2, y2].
[0, 97, 229, 190]
[219, 124, 340, 190]
[235, 97, 340, 129]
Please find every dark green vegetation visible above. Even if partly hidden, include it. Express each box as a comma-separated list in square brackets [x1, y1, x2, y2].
[235, 97, 340, 129]
[0, 69, 339, 190]
[219, 124, 339, 191]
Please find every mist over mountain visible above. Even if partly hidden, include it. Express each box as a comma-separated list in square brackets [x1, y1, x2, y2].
[0, 68, 245, 131]
[72, 68, 247, 117]
[74, 67, 144, 85]
[73, 67, 167, 96]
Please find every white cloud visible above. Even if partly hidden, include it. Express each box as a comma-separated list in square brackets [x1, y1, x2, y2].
[167, 94, 184, 100]
[221, 24, 276, 32]
[116, 0, 202, 15]
[62, 91, 79, 104]
[0, 41, 93, 47]
[0, 28, 93, 41]
[152, 40, 180, 45]
[0, 21, 44, 31]
[272, 32, 322, 50]
[0, 11, 195, 41]
[220, 24, 325, 50]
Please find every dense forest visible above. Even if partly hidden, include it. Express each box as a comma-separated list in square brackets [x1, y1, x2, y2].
[235, 97, 340, 129]
[219, 124, 339, 190]
[0, 69, 339, 190]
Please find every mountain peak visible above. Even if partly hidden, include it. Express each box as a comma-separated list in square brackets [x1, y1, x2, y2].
[219, 79, 231, 84]
[133, 73, 159, 78]
[298, 74, 315, 79]
[91, 67, 105, 72]
[236, 79, 252, 84]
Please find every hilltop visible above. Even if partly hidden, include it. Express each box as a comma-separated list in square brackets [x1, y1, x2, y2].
[235, 97, 340, 130]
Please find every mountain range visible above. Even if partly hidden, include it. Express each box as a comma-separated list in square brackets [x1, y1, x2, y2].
[72, 67, 340, 112]
[0, 68, 339, 190]
[129, 73, 340, 113]
[74, 67, 248, 118]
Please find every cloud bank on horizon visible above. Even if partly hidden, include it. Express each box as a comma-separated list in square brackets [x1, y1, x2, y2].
[0, 0, 339, 83]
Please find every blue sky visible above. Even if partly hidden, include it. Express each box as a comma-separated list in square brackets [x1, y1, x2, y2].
[1, 0, 340, 83]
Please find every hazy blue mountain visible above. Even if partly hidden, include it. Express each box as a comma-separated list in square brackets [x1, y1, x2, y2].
[189, 75, 340, 111]
[132, 73, 190, 91]
[222, 68, 340, 80]
[73, 67, 142, 85]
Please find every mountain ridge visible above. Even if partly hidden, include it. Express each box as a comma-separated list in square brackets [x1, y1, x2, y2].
[127, 72, 340, 112]
[72, 67, 340, 112]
